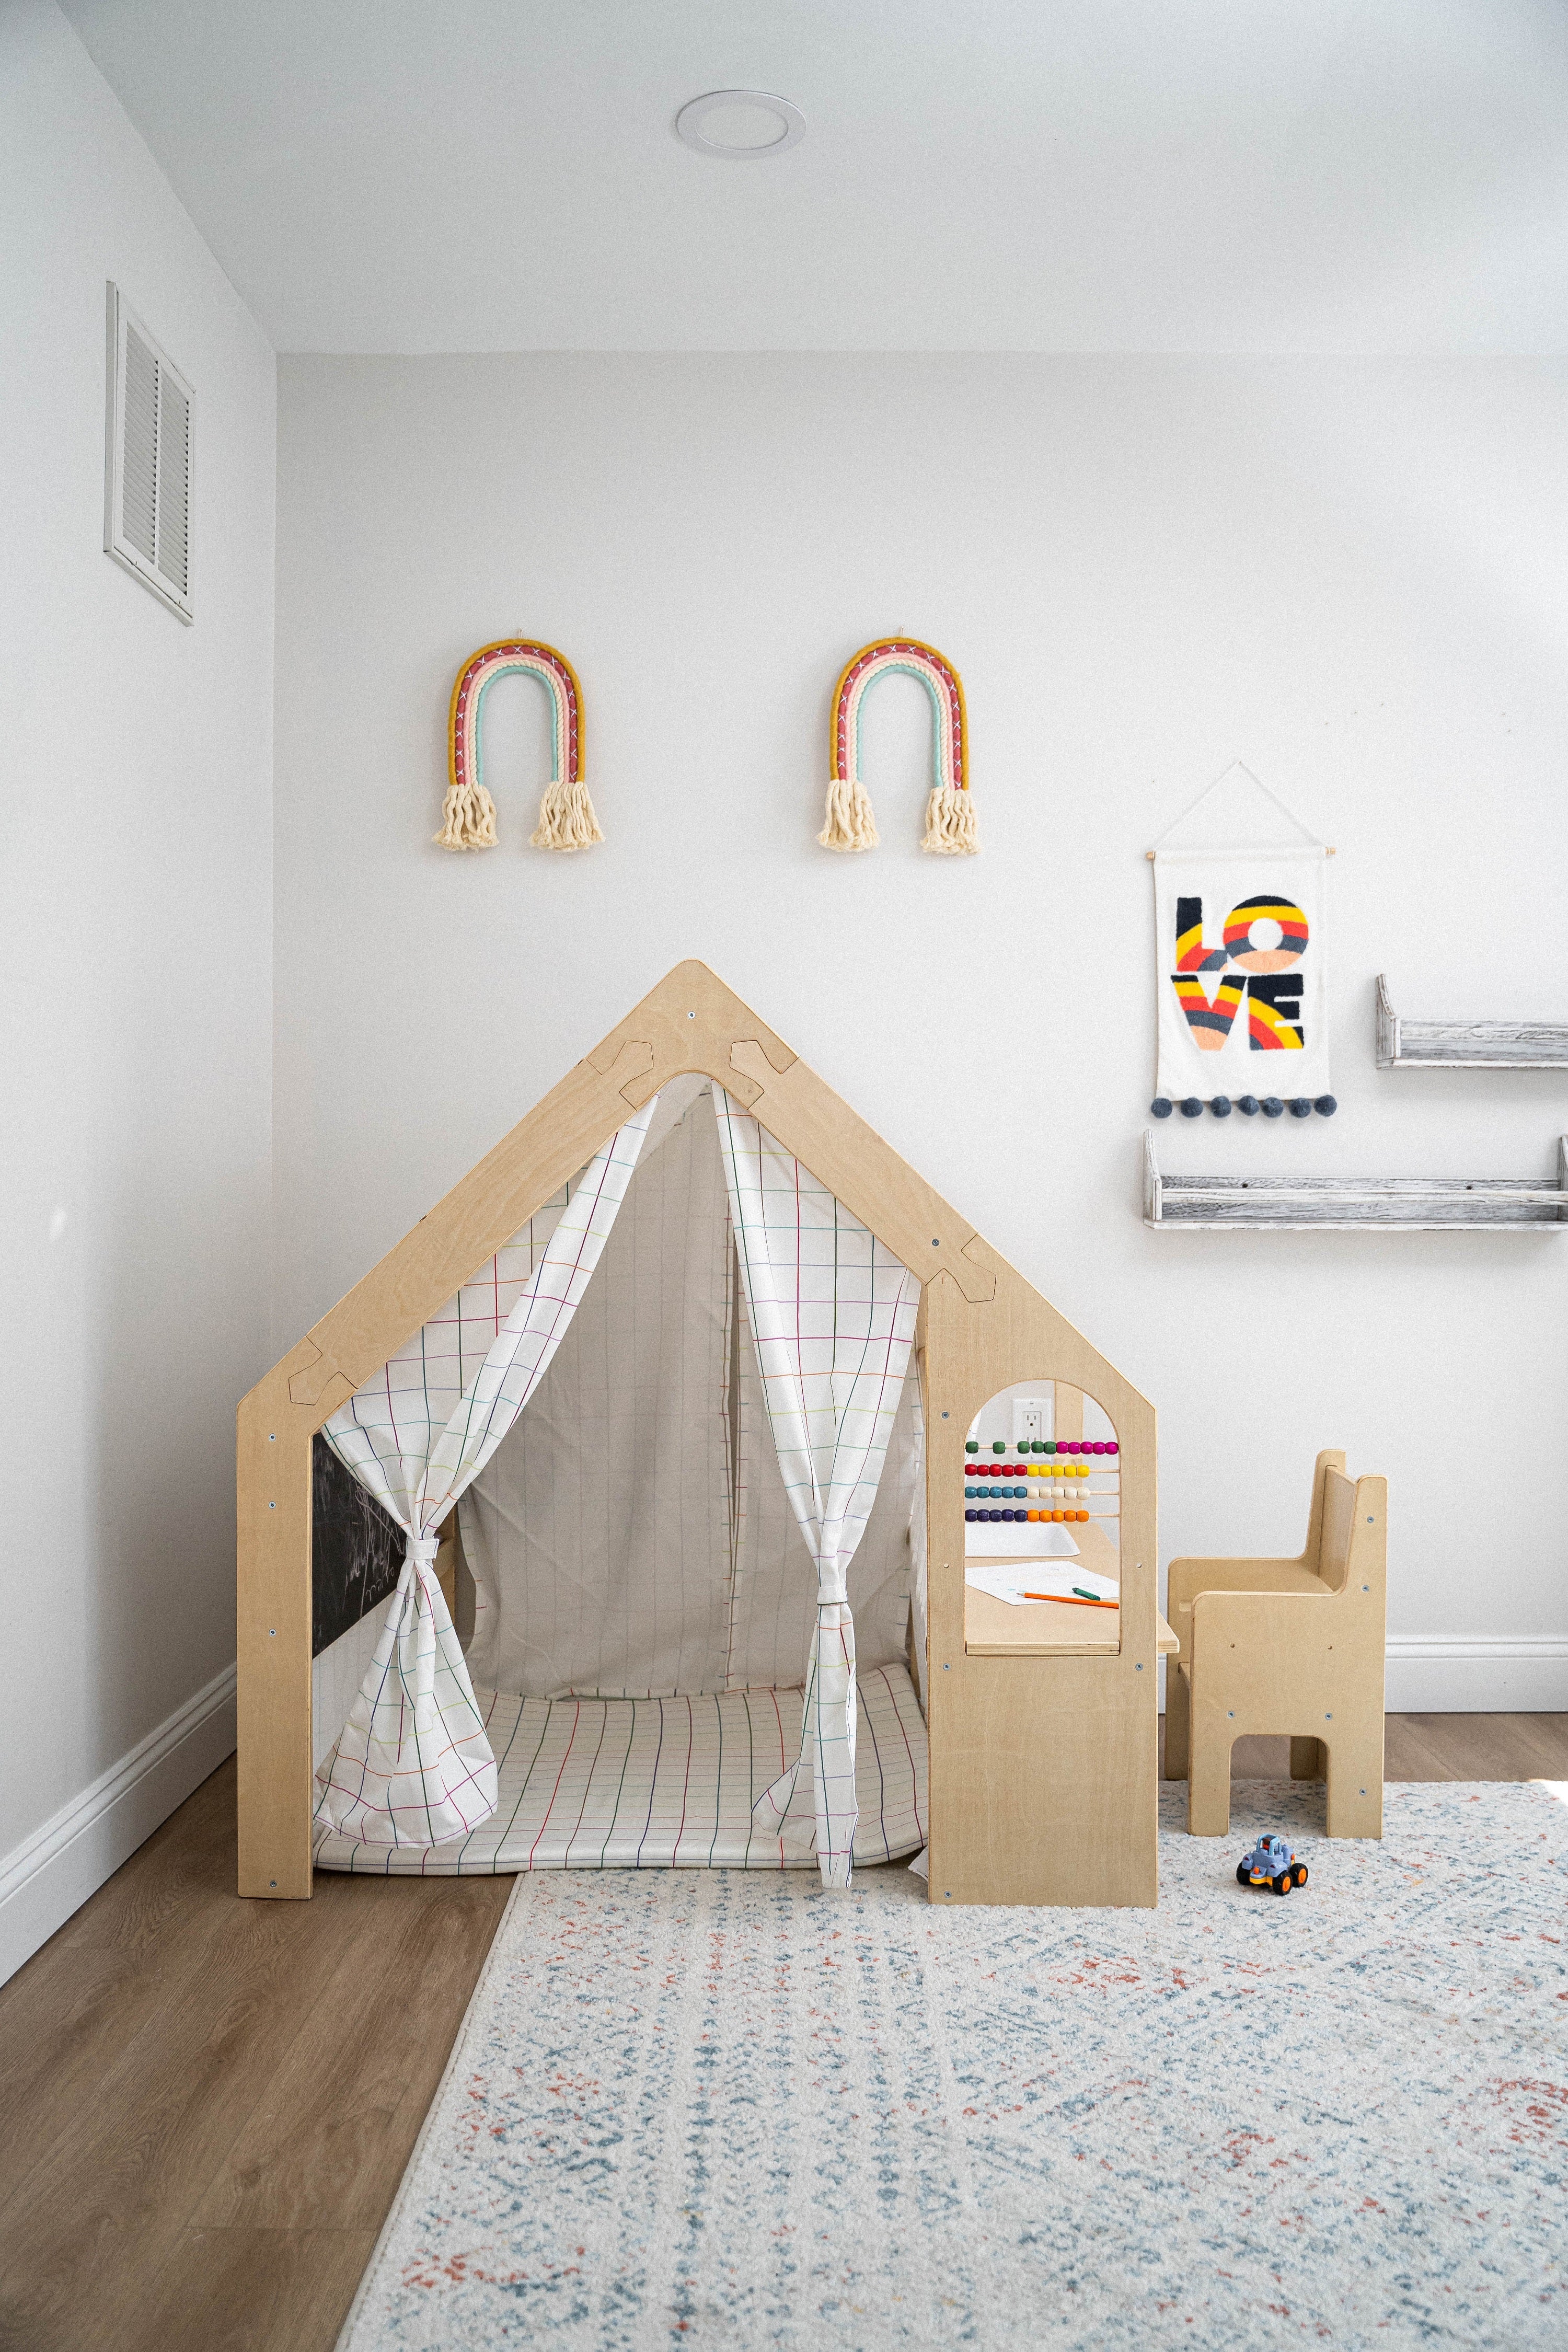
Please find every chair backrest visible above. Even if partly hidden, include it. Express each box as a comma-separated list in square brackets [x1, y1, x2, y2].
[1319, 1467, 1356, 1592]
[1303, 1447, 1347, 1574]
[1315, 1464, 1388, 1610]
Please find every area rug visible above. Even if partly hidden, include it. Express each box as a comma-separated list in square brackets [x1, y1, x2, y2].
[338, 1782, 1567, 2350]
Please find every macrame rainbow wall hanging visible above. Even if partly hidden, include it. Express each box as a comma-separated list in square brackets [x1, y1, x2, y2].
[435, 639, 604, 852]
[820, 637, 978, 856]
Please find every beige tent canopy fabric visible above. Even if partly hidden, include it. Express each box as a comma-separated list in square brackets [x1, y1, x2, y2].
[315, 1081, 925, 1884]
[462, 1084, 918, 1707]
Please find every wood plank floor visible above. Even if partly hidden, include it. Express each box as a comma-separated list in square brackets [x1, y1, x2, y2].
[2, 1719, 1564, 2352]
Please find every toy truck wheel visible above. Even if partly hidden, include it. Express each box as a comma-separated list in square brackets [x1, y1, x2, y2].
[1237, 1864, 1249, 1886]
[1272, 1873, 1290, 1895]
[1293, 1866, 1309, 1888]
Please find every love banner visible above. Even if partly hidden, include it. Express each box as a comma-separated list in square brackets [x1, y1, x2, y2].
[1151, 766, 1332, 1113]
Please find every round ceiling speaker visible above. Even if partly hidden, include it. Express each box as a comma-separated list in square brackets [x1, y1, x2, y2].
[675, 89, 806, 162]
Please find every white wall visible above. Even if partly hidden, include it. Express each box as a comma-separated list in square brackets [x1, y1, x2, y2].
[0, 1, 275, 1979]
[275, 352, 1568, 1716]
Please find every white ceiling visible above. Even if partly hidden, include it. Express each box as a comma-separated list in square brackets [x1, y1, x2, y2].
[61, 0, 1568, 354]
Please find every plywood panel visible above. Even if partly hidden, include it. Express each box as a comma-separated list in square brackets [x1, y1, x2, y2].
[242, 958, 1166, 1906]
[923, 1266, 1159, 1907]
[1053, 1382, 1083, 1442]
[239, 961, 1021, 1899]
[1181, 1467, 1388, 1839]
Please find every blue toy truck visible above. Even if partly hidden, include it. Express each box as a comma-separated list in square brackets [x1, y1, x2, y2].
[1237, 1834, 1308, 1896]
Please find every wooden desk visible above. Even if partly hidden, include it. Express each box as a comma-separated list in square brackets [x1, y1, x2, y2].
[964, 1521, 1178, 1657]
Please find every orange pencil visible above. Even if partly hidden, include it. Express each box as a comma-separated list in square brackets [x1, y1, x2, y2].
[1022, 1592, 1117, 1609]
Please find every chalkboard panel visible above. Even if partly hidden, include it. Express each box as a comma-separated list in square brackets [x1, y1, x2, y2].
[312, 1435, 406, 1657]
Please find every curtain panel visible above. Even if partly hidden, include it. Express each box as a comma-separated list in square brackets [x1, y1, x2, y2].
[713, 1089, 920, 1886]
[313, 1101, 657, 1845]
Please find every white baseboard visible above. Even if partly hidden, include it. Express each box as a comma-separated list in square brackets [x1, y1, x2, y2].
[0, 1661, 237, 1989]
[1159, 1636, 1568, 1717]
[1382, 1636, 1568, 1714]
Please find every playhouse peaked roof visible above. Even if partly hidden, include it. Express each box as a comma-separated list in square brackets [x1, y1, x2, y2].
[268, 959, 1034, 1434]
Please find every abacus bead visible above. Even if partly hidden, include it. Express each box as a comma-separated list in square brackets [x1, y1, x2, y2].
[964, 1509, 977, 1521]
[1092, 1442, 1105, 1454]
[1108, 1442, 1119, 1455]
[965, 1440, 978, 1453]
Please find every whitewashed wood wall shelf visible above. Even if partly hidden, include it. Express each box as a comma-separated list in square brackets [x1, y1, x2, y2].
[1143, 1132, 1568, 1231]
[1376, 974, 1568, 1070]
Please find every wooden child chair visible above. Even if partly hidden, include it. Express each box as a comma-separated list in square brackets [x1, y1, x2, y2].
[1163, 1449, 1387, 1838]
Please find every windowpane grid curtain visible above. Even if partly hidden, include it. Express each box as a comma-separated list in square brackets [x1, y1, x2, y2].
[714, 1089, 920, 1887]
[314, 1102, 658, 1844]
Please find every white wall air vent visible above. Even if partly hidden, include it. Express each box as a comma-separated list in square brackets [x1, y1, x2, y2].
[104, 283, 193, 623]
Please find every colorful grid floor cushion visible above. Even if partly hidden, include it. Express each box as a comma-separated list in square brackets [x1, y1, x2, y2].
[312, 1662, 926, 1876]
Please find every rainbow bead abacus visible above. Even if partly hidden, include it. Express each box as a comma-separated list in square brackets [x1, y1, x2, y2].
[435, 638, 604, 852]
[963, 1436, 1120, 1526]
[818, 637, 979, 856]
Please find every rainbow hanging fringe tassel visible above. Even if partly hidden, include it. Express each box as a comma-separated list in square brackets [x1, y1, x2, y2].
[435, 640, 603, 852]
[820, 637, 978, 855]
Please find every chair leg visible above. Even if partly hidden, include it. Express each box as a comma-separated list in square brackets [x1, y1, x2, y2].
[1324, 1730, 1383, 1838]
[1289, 1737, 1322, 1781]
[1164, 1663, 1190, 1780]
[1187, 1713, 1232, 1837]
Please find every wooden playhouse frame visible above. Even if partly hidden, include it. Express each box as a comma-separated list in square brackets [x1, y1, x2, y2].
[237, 961, 1160, 1907]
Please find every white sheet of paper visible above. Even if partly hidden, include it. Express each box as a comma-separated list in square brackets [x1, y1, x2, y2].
[964, 1562, 1120, 1609]
[963, 1523, 1081, 1558]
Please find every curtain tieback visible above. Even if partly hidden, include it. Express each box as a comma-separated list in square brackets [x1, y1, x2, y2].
[407, 1531, 442, 1574]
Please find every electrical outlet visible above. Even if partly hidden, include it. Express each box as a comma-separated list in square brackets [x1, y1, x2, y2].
[1012, 1396, 1053, 1446]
